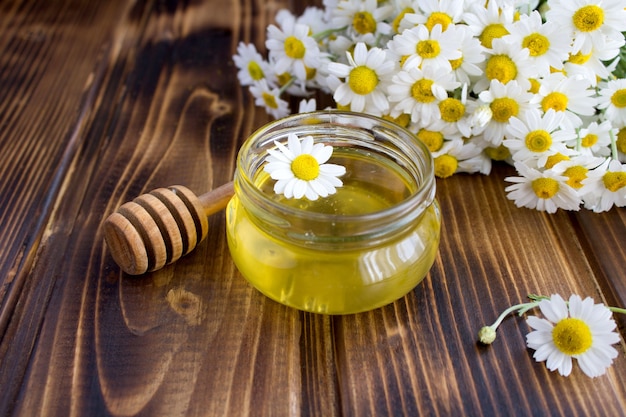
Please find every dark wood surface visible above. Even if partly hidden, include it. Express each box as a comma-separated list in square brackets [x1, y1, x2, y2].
[1, 0, 625, 416]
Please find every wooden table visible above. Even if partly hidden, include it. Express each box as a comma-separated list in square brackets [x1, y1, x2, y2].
[1, 0, 625, 415]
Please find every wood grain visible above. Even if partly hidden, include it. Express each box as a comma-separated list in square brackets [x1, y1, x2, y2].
[0, 0, 624, 416]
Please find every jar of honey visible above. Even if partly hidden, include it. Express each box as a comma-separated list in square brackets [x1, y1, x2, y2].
[226, 111, 440, 314]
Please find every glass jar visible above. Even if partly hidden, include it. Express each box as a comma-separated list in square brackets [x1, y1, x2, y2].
[226, 111, 441, 314]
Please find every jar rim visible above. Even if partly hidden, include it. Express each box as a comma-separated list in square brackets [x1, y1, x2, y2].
[235, 110, 435, 239]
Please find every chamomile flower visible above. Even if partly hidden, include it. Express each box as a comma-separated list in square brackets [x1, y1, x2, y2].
[249, 79, 290, 120]
[330, 0, 393, 45]
[531, 73, 597, 130]
[233, 42, 273, 86]
[597, 78, 626, 126]
[429, 85, 473, 138]
[505, 161, 581, 212]
[551, 154, 606, 190]
[580, 158, 626, 212]
[432, 139, 490, 178]
[562, 35, 624, 87]
[326, 42, 395, 115]
[387, 23, 462, 72]
[476, 79, 536, 146]
[526, 294, 620, 378]
[264, 133, 346, 200]
[568, 120, 614, 157]
[463, 0, 516, 49]
[504, 109, 576, 167]
[447, 24, 486, 86]
[504, 11, 572, 77]
[546, 0, 626, 55]
[298, 98, 317, 113]
[398, 0, 466, 33]
[473, 37, 534, 92]
[266, 19, 321, 83]
[387, 64, 460, 126]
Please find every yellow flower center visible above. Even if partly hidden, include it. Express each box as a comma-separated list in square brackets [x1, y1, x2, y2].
[541, 92, 569, 112]
[485, 145, 511, 161]
[552, 318, 593, 356]
[291, 154, 320, 181]
[434, 154, 458, 178]
[490, 97, 519, 123]
[563, 166, 588, 189]
[479, 23, 509, 49]
[383, 112, 411, 128]
[526, 130, 553, 152]
[392, 8, 414, 33]
[284, 36, 306, 59]
[277, 72, 292, 86]
[617, 128, 626, 154]
[523, 33, 550, 57]
[426, 12, 453, 32]
[485, 55, 518, 84]
[439, 98, 465, 122]
[528, 78, 541, 94]
[610, 89, 626, 108]
[573, 5, 604, 32]
[532, 177, 560, 199]
[544, 153, 570, 169]
[247, 61, 265, 81]
[416, 129, 444, 152]
[603, 171, 626, 192]
[262, 92, 279, 109]
[349, 66, 379, 95]
[411, 79, 436, 103]
[449, 56, 463, 70]
[305, 66, 316, 81]
[416, 40, 441, 58]
[581, 133, 598, 148]
[568, 51, 592, 65]
[353, 11, 377, 34]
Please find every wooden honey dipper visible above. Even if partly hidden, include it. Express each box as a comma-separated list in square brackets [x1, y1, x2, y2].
[103, 182, 234, 275]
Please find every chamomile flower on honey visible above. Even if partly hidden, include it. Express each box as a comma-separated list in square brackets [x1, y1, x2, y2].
[526, 294, 620, 378]
[233, 42, 273, 87]
[326, 42, 395, 115]
[546, 0, 626, 55]
[580, 158, 626, 212]
[264, 133, 346, 200]
[387, 64, 460, 126]
[597, 79, 626, 126]
[505, 161, 581, 212]
[504, 109, 576, 167]
[387, 23, 461, 72]
[504, 11, 572, 77]
[531, 73, 597, 129]
[476, 79, 535, 146]
[266, 19, 321, 83]
[249, 80, 290, 120]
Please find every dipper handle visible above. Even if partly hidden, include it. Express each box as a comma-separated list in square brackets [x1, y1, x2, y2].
[103, 182, 234, 275]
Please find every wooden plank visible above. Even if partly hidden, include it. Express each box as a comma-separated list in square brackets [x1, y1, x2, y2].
[334, 166, 626, 416]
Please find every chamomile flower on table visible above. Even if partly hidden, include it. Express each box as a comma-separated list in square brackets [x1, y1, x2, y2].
[463, 0, 516, 49]
[265, 18, 321, 84]
[473, 37, 534, 93]
[567, 120, 614, 158]
[580, 158, 626, 212]
[330, 0, 393, 46]
[397, 0, 465, 33]
[263, 133, 346, 200]
[504, 11, 572, 77]
[562, 35, 624, 87]
[476, 79, 536, 147]
[446, 24, 486, 87]
[531, 72, 597, 130]
[504, 109, 576, 168]
[387, 64, 459, 126]
[597, 78, 626, 126]
[326, 42, 395, 115]
[505, 161, 581, 212]
[526, 294, 620, 378]
[233, 42, 273, 87]
[387, 23, 461, 72]
[546, 0, 626, 55]
[432, 138, 490, 178]
[249, 79, 290, 120]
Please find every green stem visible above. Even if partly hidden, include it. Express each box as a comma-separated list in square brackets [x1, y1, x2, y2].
[488, 301, 541, 329]
[312, 26, 347, 41]
[609, 306, 626, 315]
[609, 129, 619, 161]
